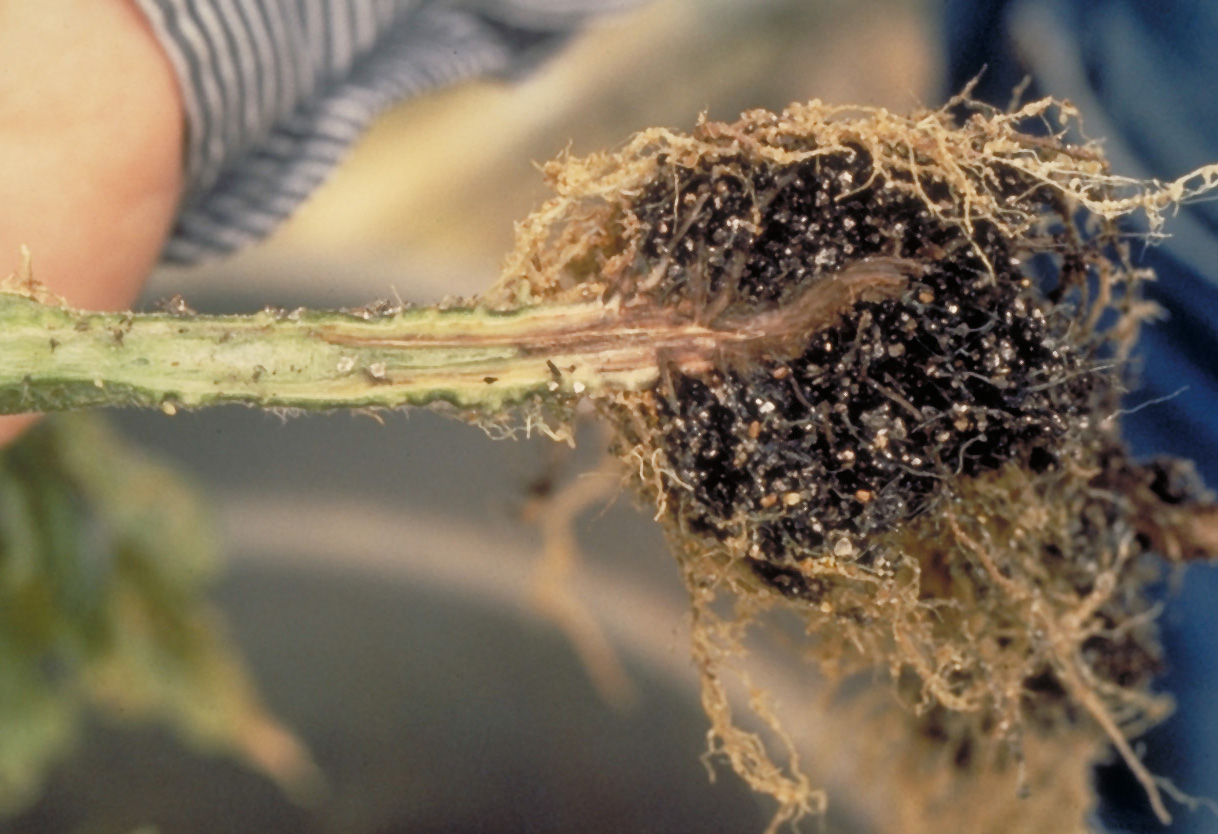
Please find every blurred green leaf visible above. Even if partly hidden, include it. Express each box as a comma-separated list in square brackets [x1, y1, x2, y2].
[0, 414, 315, 815]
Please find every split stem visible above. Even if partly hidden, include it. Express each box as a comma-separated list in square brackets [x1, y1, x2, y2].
[0, 258, 912, 418]
[0, 291, 660, 416]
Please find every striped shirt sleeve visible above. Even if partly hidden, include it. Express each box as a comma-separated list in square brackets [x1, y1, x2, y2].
[133, 0, 640, 264]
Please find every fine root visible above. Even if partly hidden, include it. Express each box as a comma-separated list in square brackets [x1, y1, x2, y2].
[494, 96, 1218, 831]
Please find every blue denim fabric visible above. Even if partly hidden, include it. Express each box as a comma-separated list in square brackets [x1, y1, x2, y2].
[945, 2, 1218, 831]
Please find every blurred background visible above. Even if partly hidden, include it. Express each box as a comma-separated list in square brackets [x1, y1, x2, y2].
[146, 0, 939, 306]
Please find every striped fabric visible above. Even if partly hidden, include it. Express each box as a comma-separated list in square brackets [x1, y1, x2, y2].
[133, 0, 640, 264]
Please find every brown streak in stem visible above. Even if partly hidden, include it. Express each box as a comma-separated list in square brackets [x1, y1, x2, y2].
[320, 258, 916, 386]
[712, 256, 920, 361]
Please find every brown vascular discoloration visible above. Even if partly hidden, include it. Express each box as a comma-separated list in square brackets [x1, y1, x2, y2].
[710, 256, 919, 361]
[317, 258, 914, 386]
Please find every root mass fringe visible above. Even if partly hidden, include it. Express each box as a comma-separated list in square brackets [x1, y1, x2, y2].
[490, 95, 1218, 832]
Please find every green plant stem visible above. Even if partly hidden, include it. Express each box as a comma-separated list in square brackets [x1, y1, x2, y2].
[0, 259, 914, 417]
[0, 289, 714, 416]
